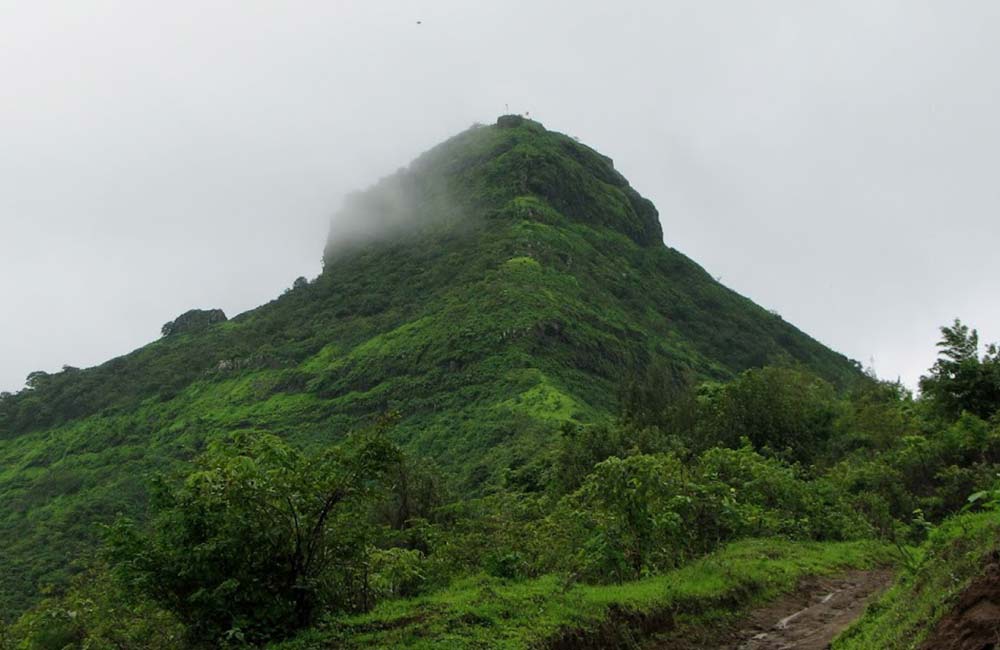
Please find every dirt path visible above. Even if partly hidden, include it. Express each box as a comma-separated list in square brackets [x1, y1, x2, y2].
[650, 569, 892, 650]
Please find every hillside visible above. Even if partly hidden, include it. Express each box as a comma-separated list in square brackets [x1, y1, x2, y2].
[0, 115, 860, 615]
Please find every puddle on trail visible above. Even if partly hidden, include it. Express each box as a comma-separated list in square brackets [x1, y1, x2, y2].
[650, 569, 892, 650]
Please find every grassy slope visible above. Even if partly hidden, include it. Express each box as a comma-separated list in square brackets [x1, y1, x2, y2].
[0, 118, 860, 614]
[272, 539, 892, 650]
[833, 511, 1000, 649]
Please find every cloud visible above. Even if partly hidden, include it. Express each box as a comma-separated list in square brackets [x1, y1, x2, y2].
[1, 1, 999, 390]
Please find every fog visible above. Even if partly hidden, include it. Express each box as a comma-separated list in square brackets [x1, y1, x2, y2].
[2, 1, 999, 392]
[326, 178, 425, 257]
[324, 162, 461, 259]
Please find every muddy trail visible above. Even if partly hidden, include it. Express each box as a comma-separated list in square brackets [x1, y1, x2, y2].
[649, 569, 892, 650]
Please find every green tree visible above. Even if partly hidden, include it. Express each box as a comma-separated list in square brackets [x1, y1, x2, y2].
[617, 360, 697, 432]
[919, 319, 1000, 420]
[551, 421, 684, 494]
[564, 454, 692, 581]
[105, 430, 399, 646]
[701, 366, 839, 463]
[379, 455, 448, 533]
[831, 379, 912, 454]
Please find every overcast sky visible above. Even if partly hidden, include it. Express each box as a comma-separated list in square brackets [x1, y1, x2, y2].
[2, 1, 998, 393]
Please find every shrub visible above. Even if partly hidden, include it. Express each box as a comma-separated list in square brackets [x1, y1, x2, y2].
[104, 431, 399, 646]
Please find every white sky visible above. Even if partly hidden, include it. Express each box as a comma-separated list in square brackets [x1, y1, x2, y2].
[2, 1, 999, 392]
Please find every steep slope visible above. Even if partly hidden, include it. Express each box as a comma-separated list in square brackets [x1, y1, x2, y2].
[0, 115, 859, 615]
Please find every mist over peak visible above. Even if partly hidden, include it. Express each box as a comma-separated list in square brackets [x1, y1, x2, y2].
[325, 170, 424, 252]
[322, 116, 663, 268]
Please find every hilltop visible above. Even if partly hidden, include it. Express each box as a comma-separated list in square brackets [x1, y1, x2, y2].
[0, 115, 860, 614]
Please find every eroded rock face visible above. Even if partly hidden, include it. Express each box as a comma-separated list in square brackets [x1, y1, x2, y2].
[919, 551, 1000, 650]
[496, 114, 526, 128]
[161, 309, 227, 337]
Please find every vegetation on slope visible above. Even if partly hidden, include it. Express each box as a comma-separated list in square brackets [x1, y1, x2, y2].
[2, 116, 999, 648]
[3, 319, 999, 649]
[0, 116, 861, 614]
[276, 540, 891, 650]
[834, 509, 1000, 649]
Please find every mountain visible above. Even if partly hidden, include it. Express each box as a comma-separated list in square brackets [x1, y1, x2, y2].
[0, 115, 860, 614]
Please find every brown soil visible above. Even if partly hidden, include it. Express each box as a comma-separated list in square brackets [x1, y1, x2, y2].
[649, 569, 893, 650]
[918, 551, 1000, 650]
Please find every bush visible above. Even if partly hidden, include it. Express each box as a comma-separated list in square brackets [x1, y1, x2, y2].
[104, 431, 399, 646]
[7, 565, 184, 650]
[553, 444, 869, 583]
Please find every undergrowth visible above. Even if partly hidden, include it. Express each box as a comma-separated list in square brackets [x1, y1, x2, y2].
[833, 510, 1000, 649]
[273, 539, 892, 650]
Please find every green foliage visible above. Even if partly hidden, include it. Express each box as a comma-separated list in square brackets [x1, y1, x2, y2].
[368, 547, 427, 600]
[272, 539, 891, 650]
[831, 378, 913, 454]
[833, 510, 1000, 649]
[420, 491, 556, 583]
[555, 445, 869, 582]
[4, 108, 1000, 650]
[562, 453, 693, 579]
[6, 565, 184, 650]
[617, 359, 698, 431]
[919, 318, 1000, 420]
[104, 430, 400, 646]
[827, 411, 1000, 527]
[964, 472, 1000, 512]
[0, 117, 861, 616]
[376, 454, 448, 533]
[697, 445, 865, 539]
[5, 310, 1000, 647]
[550, 421, 682, 494]
[696, 366, 841, 463]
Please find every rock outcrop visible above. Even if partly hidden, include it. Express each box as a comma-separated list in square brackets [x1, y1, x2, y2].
[161, 309, 227, 337]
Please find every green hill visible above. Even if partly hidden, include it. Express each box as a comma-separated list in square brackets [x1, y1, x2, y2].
[0, 115, 860, 615]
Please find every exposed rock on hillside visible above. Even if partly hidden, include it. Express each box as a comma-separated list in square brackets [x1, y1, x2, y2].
[161, 309, 228, 337]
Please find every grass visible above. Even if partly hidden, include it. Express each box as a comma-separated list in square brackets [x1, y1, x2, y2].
[833, 510, 1000, 649]
[273, 538, 893, 650]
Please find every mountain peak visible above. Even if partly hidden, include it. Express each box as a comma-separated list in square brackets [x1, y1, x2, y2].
[494, 113, 537, 129]
[324, 117, 662, 263]
[0, 114, 861, 616]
